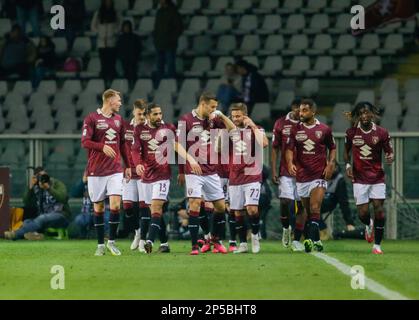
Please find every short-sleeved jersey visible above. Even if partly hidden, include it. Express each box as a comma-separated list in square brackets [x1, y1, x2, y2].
[176, 110, 225, 176]
[345, 123, 393, 184]
[287, 119, 336, 183]
[229, 126, 264, 186]
[272, 112, 299, 177]
[81, 109, 129, 177]
[132, 122, 176, 183]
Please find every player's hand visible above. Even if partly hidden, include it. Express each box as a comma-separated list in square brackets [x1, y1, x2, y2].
[346, 224, 355, 231]
[323, 163, 335, 180]
[30, 176, 38, 188]
[385, 153, 394, 165]
[346, 166, 354, 182]
[177, 174, 185, 186]
[272, 174, 279, 185]
[288, 164, 297, 177]
[38, 182, 50, 190]
[243, 116, 256, 129]
[125, 168, 132, 182]
[103, 145, 117, 158]
[136, 164, 145, 177]
[188, 157, 202, 175]
[209, 110, 222, 121]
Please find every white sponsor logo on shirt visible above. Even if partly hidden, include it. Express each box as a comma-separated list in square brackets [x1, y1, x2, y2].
[96, 122, 109, 130]
[303, 139, 315, 152]
[105, 128, 117, 141]
[148, 139, 159, 151]
[234, 140, 248, 155]
[353, 138, 365, 146]
[140, 133, 152, 141]
[296, 133, 308, 141]
[360, 144, 372, 157]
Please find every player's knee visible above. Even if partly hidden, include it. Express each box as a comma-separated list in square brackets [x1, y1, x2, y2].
[310, 203, 321, 215]
[213, 201, 226, 213]
[189, 199, 201, 212]
[247, 206, 258, 216]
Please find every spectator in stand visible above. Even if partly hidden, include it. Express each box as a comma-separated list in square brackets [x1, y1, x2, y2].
[15, 0, 42, 37]
[91, 0, 120, 85]
[62, 0, 86, 51]
[116, 20, 141, 87]
[31, 36, 55, 88]
[216, 63, 242, 114]
[235, 59, 270, 116]
[0, 24, 36, 79]
[153, 0, 183, 84]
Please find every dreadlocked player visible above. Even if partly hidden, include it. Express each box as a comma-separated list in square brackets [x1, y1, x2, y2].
[344, 102, 394, 254]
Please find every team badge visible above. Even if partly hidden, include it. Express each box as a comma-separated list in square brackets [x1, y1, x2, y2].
[114, 120, 120, 127]
[372, 136, 379, 145]
[187, 188, 194, 196]
[315, 131, 323, 139]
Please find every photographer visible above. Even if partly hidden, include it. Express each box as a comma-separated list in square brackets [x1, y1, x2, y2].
[4, 167, 70, 240]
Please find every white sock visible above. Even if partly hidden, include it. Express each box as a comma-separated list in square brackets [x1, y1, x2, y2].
[204, 233, 211, 240]
[98, 244, 105, 248]
[108, 240, 115, 245]
[160, 242, 168, 247]
[373, 244, 381, 249]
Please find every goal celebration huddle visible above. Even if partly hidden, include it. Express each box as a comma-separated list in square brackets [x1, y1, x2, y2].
[82, 89, 393, 256]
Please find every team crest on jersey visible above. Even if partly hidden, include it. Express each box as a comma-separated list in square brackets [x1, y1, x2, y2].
[296, 133, 308, 141]
[124, 132, 134, 141]
[114, 120, 121, 127]
[140, 133, 152, 141]
[192, 125, 203, 133]
[372, 136, 379, 145]
[96, 122, 108, 130]
[245, 131, 252, 140]
[353, 138, 364, 146]
[282, 126, 291, 135]
[315, 131, 323, 139]
[187, 188, 194, 196]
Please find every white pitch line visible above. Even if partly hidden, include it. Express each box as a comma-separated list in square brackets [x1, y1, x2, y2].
[312, 252, 410, 300]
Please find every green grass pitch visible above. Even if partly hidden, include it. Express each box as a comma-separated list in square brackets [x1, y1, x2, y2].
[1, 239, 418, 300]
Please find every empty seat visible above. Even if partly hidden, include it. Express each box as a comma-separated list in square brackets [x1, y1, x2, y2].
[301, 0, 327, 13]
[80, 57, 100, 78]
[330, 56, 358, 77]
[185, 35, 212, 57]
[259, 35, 284, 56]
[305, 14, 329, 34]
[85, 0, 101, 12]
[85, 79, 105, 94]
[278, 79, 296, 91]
[330, 34, 356, 55]
[233, 15, 258, 35]
[253, 0, 279, 14]
[128, 0, 153, 16]
[251, 103, 271, 122]
[178, 79, 201, 97]
[274, 91, 295, 111]
[156, 79, 177, 95]
[380, 78, 399, 93]
[204, 79, 221, 93]
[332, 103, 352, 118]
[306, 56, 334, 77]
[400, 19, 416, 34]
[377, 34, 404, 55]
[0, 110, 5, 133]
[330, 14, 352, 34]
[260, 56, 283, 76]
[114, 0, 129, 11]
[380, 114, 399, 131]
[237, 35, 261, 56]
[76, 91, 98, 112]
[256, 15, 281, 35]
[12, 81, 32, 96]
[380, 90, 399, 105]
[208, 16, 233, 35]
[61, 80, 82, 95]
[281, 14, 305, 34]
[376, 22, 402, 34]
[211, 35, 237, 56]
[5, 111, 29, 133]
[282, 56, 310, 77]
[110, 79, 129, 96]
[3, 93, 24, 112]
[308, 34, 332, 56]
[52, 37, 67, 56]
[404, 99, 419, 117]
[27, 92, 49, 112]
[137, 17, 155, 36]
[207, 56, 234, 78]
[72, 37, 92, 57]
[56, 117, 78, 133]
[354, 56, 382, 76]
[0, 81, 7, 97]
[404, 79, 419, 93]
[300, 79, 319, 97]
[358, 34, 380, 55]
[179, 0, 201, 15]
[325, 0, 351, 13]
[130, 79, 153, 101]
[185, 16, 208, 36]
[30, 114, 55, 133]
[401, 116, 419, 131]
[355, 90, 375, 104]
[226, 0, 252, 14]
[202, 0, 229, 15]
[405, 90, 419, 105]
[283, 34, 308, 56]
[184, 57, 212, 77]
[277, 0, 303, 14]
[36, 80, 57, 96]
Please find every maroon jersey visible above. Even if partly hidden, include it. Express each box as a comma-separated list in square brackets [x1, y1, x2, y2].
[272, 113, 299, 177]
[132, 122, 176, 183]
[287, 119, 336, 183]
[345, 123, 393, 184]
[229, 126, 264, 186]
[123, 119, 141, 180]
[81, 109, 132, 177]
[176, 110, 225, 176]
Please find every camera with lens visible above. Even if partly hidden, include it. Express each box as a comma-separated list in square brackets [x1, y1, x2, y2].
[37, 173, 50, 184]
